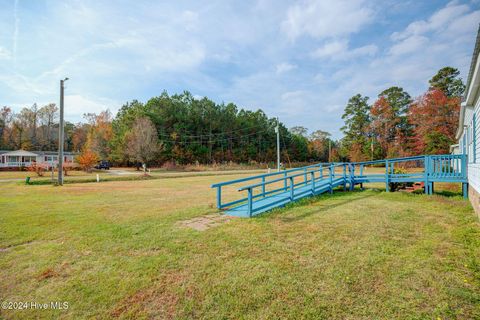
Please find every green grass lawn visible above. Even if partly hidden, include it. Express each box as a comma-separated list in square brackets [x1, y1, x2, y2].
[0, 175, 479, 319]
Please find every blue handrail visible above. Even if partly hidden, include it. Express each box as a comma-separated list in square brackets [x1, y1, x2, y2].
[211, 154, 468, 217]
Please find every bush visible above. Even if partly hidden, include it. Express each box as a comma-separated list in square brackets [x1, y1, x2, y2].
[27, 162, 49, 177]
[76, 150, 98, 172]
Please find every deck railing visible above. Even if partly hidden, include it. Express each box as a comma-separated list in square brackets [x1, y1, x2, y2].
[212, 154, 468, 217]
[212, 162, 350, 217]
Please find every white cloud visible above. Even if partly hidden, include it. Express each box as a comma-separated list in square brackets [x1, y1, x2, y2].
[181, 10, 199, 32]
[282, 0, 374, 40]
[391, 1, 471, 41]
[311, 40, 377, 60]
[0, 47, 11, 59]
[276, 62, 297, 74]
[64, 94, 119, 120]
[389, 35, 428, 56]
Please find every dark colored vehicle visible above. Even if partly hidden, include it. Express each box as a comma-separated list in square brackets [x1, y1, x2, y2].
[94, 160, 111, 170]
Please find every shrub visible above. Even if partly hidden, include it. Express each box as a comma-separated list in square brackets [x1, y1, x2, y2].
[76, 149, 98, 172]
[27, 162, 48, 177]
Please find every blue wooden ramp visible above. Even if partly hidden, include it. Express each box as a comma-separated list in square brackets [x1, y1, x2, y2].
[211, 154, 468, 218]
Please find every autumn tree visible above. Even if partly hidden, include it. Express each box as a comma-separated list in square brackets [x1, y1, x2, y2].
[309, 130, 332, 162]
[76, 149, 98, 172]
[84, 110, 113, 159]
[408, 89, 460, 154]
[0, 106, 13, 149]
[370, 87, 412, 158]
[125, 117, 162, 167]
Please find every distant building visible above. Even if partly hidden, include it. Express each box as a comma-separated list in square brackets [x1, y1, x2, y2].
[0, 150, 76, 169]
[455, 25, 480, 214]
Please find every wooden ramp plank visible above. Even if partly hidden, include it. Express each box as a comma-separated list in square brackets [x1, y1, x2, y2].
[225, 177, 345, 217]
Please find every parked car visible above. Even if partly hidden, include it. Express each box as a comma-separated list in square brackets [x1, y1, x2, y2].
[94, 160, 111, 170]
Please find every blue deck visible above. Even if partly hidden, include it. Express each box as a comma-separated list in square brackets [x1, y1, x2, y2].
[212, 154, 468, 218]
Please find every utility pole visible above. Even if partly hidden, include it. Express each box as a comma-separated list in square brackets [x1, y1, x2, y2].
[58, 77, 69, 186]
[275, 117, 280, 171]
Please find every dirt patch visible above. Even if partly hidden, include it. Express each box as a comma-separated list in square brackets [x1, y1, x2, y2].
[177, 214, 237, 231]
[111, 271, 194, 319]
[37, 268, 59, 280]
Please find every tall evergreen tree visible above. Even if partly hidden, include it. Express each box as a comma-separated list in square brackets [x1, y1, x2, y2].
[429, 67, 465, 98]
[341, 94, 371, 161]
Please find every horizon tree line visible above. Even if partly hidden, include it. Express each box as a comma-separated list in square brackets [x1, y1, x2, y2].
[0, 67, 463, 167]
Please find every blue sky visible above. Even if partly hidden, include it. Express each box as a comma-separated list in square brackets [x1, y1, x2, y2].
[1, 0, 479, 138]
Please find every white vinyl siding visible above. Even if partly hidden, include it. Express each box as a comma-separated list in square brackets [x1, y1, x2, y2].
[467, 98, 480, 193]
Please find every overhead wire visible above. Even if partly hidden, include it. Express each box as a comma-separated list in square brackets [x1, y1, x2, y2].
[156, 127, 274, 145]
[156, 123, 271, 139]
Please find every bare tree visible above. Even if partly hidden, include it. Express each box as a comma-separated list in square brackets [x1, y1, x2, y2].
[125, 117, 162, 168]
[38, 103, 58, 150]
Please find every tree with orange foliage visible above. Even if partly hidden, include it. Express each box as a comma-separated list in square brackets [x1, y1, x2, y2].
[408, 89, 460, 154]
[84, 110, 113, 160]
[369, 87, 412, 159]
[76, 149, 98, 172]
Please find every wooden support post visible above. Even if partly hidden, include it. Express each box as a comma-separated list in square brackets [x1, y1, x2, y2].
[350, 164, 355, 191]
[283, 171, 287, 191]
[290, 177, 294, 200]
[424, 156, 429, 195]
[430, 182, 434, 195]
[247, 188, 253, 218]
[463, 183, 468, 199]
[304, 168, 307, 186]
[216, 186, 222, 209]
[310, 171, 315, 194]
[262, 176, 266, 197]
[343, 165, 346, 191]
[329, 165, 333, 194]
[385, 160, 389, 192]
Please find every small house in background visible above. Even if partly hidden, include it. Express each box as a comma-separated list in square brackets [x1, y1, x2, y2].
[455, 26, 480, 214]
[0, 150, 76, 169]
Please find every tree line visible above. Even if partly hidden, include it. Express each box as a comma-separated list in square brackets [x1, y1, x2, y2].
[0, 66, 463, 167]
[339, 67, 463, 161]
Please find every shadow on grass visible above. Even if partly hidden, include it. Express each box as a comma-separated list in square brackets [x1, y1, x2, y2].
[271, 189, 378, 222]
[433, 190, 463, 197]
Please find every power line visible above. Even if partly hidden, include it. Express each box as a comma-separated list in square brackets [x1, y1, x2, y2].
[157, 128, 272, 145]
[156, 123, 273, 139]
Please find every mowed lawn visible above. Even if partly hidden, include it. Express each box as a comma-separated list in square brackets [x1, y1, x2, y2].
[1, 175, 480, 319]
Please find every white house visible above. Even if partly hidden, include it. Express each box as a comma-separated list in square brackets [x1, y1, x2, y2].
[455, 25, 480, 214]
[0, 150, 76, 169]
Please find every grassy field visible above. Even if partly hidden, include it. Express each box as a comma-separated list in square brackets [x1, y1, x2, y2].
[0, 168, 268, 184]
[1, 174, 479, 319]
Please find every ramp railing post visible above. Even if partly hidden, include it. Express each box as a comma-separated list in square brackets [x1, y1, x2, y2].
[283, 171, 288, 191]
[359, 164, 363, 190]
[304, 168, 307, 186]
[216, 186, 222, 209]
[290, 176, 294, 200]
[424, 156, 429, 194]
[343, 165, 346, 191]
[262, 176, 266, 197]
[350, 163, 355, 191]
[247, 188, 253, 217]
[329, 165, 333, 194]
[310, 171, 315, 194]
[385, 160, 390, 192]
